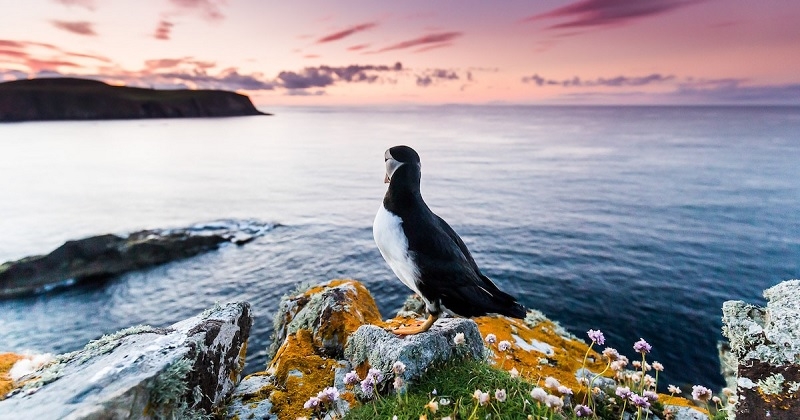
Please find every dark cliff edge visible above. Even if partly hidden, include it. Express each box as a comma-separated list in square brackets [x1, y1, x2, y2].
[0, 77, 269, 122]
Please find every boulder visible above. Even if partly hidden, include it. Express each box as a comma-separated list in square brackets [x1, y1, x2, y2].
[722, 279, 800, 419]
[0, 219, 274, 298]
[0, 301, 252, 419]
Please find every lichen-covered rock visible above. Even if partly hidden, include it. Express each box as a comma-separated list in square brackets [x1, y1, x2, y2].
[269, 279, 383, 359]
[224, 372, 277, 420]
[345, 318, 484, 390]
[722, 279, 800, 419]
[0, 353, 24, 399]
[0, 301, 251, 420]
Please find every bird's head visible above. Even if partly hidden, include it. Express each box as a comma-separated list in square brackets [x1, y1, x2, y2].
[384, 145, 421, 183]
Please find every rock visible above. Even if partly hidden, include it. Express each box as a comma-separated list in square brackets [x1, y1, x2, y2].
[0, 301, 252, 419]
[0, 219, 274, 298]
[0, 77, 269, 122]
[269, 279, 383, 359]
[722, 279, 800, 419]
[344, 318, 485, 391]
[224, 373, 276, 420]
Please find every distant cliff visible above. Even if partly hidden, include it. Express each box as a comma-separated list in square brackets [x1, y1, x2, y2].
[0, 78, 268, 122]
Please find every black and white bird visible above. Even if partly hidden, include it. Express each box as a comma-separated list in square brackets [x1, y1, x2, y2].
[373, 145, 527, 335]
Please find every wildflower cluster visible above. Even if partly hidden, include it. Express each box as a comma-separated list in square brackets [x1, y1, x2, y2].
[303, 386, 341, 417]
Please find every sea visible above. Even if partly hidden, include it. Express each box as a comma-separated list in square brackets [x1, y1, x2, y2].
[1, 105, 798, 391]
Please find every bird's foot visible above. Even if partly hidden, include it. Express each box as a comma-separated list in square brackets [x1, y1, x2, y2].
[390, 314, 437, 336]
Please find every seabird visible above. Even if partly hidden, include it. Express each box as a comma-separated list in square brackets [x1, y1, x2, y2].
[373, 145, 527, 335]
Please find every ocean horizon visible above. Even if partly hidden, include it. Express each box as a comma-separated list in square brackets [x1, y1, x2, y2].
[1, 104, 798, 391]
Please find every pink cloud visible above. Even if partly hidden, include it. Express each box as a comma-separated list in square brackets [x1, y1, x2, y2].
[51, 20, 97, 36]
[374, 31, 462, 53]
[169, 0, 226, 21]
[347, 44, 370, 51]
[523, 0, 703, 30]
[52, 0, 96, 11]
[154, 20, 174, 40]
[316, 22, 377, 43]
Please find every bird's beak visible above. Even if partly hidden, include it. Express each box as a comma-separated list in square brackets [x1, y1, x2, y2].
[385, 155, 403, 184]
[384, 173, 390, 183]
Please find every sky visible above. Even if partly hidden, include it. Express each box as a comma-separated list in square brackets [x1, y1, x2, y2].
[1, 0, 800, 106]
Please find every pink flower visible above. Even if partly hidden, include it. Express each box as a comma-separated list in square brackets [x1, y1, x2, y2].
[498, 340, 511, 351]
[485, 333, 497, 344]
[587, 329, 605, 345]
[692, 385, 713, 402]
[495, 388, 507, 402]
[633, 338, 652, 354]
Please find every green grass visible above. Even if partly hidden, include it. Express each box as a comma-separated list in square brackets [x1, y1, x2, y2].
[345, 358, 572, 420]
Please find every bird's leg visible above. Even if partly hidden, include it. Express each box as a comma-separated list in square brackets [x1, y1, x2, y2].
[392, 313, 438, 336]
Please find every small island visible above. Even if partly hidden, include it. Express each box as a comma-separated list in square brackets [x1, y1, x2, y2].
[0, 77, 268, 122]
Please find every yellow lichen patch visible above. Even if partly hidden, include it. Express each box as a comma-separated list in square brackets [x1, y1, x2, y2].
[269, 329, 340, 419]
[229, 339, 249, 383]
[0, 353, 24, 400]
[660, 395, 709, 415]
[473, 316, 610, 393]
[313, 279, 385, 348]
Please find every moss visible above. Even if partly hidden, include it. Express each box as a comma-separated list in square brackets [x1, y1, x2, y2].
[147, 357, 212, 420]
[0, 353, 24, 399]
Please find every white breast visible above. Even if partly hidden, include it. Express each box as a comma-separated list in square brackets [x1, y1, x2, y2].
[373, 205, 422, 296]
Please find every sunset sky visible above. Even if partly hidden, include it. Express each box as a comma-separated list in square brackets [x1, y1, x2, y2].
[2, 0, 799, 106]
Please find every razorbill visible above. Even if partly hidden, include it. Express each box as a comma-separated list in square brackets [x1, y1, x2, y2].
[373, 145, 527, 335]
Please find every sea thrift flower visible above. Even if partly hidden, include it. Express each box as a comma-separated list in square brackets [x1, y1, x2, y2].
[368, 368, 384, 383]
[498, 340, 512, 351]
[633, 338, 652, 354]
[602, 347, 620, 360]
[317, 386, 339, 402]
[453, 332, 465, 346]
[544, 394, 564, 410]
[652, 361, 664, 371]
[668, 384, 682, 394]
[439, 398, 451, 406]
[557, 385, 573, 395]
[722, 387, 734, 396]
[530, 387, 547, 402]
[495, 389, 507, 402]
[392, 361, 406, 375]
[587, 329, 605, 345]
[630, 393, 650, 408]
[574, 404, 593, 417]
[303, 396, 321, 409]
[431, 389, 437, 395]
[632, 361, 642, 369]
[712, 396, 722, 404]
[643, 390, 659, 402]
[728, 396, 737, 405]
[643, 374, 656, 389]
[479, 391, 490, 406]
[610, 360, 626, 371]
[393, 376, 404, 390]
[509, 367, 519, 378]
[615, 386, 632, 399]
[692, 385, 713, 402]
[473, 389, 483, 400]
[344, 371, 360, 386]
[544, 376, 561, 389]
[360, 378, 375, 397]
[485, 333, 497, 344]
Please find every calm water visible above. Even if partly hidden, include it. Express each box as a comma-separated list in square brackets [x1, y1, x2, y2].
[1, 106, 798, 390]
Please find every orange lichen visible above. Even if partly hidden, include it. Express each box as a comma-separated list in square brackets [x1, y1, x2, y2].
[312, 279, 384, 349]
[269, 329, 340, 419]
[0, 353, 24, 400]
[473, 316, 610, 393]
[229, 339, 248, 383]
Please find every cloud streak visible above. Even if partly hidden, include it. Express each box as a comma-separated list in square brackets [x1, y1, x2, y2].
[373, 32, 462, 53]
[51, 20, 97, 36]
[522, 73, 675, 87]
[276, 63, 403, 90]
[523, 0, 702, 30]
[316, 22, 377, 43]
[52, 0, 96, 11]
[169, 0, 226, 21]
[154, 20, 174, 40]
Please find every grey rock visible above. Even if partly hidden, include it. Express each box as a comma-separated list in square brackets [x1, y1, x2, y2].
[722, 279, 800, 419]
[224, 373, 276, 420]
[0, 301, 252, 420]
[0, 219, 274, 298]
[664, 405, 710, 420]
[575, 367, 616, 389]
[344, 317, 484, 392]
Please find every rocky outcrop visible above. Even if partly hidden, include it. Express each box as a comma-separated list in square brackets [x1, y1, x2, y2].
[722, 279, 800, 419]
[0, 301, 251, 419]
[0, 78, 268, 122]
[0, 219, 274, 298]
